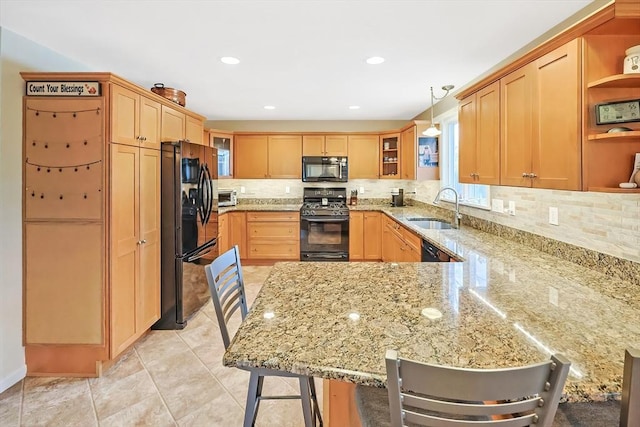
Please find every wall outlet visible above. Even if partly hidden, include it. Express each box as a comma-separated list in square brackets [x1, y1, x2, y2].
[491, 199, 504, 213]
[359, 186, 365, 194]
[285, 186, 290, 194]
[240, 186, 246, 194]
[549, 207, 559, 225]
[508, 201, 516, 216]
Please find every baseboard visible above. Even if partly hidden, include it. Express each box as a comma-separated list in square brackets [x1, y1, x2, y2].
[0, 364, 27, 394]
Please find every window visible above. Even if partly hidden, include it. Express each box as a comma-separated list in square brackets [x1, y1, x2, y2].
[438, 110, 490, 209]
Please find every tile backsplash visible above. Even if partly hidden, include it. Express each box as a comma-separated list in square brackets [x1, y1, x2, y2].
[221, 179, 639, 264]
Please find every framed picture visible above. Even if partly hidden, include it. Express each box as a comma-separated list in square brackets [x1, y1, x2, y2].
[418, 136, 438, 167]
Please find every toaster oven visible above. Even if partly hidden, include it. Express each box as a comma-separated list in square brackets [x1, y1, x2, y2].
[218, 189, 237, 207]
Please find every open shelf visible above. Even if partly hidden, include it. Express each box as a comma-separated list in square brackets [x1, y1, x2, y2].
[588, 186, 640, 193]
[587, 130, 640, 141]
[588, 74, 640, 88]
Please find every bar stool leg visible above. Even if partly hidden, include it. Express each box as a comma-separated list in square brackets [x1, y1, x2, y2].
[621, 348, 640, 427]
[299, 377, 313, 427]
[309, 377, 323, 426]
[244, 371, 261, 427]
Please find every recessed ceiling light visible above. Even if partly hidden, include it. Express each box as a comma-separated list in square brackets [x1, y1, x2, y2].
[220, 56, 240, 65]
[366, 56, 385, 65]
[349, 105, 360, 110]
[264, 105, 275, 110]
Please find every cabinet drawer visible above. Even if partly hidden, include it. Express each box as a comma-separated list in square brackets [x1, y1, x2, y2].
[248, 242, 299, 259]
[246, 211, 299, 222]
[248, 222, 299, 239]
[401, 228, 421, 253]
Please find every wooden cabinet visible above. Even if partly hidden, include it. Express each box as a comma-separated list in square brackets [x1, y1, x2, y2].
[400, 126, 416, 180]
[161, 104, 185, 141]
[583, 34, 640, 192]
[501, 40, 582, 190]
[348, 134, 380, 179]
[234, 134, 302, 178]
[302, 135, 348, 156]
[20, 72, 207, 376]
[349, 211, 381, 261]
[459, 81, 501, 185]
[111, 84, 161, 150]
[380, 133, 400, 178]
[110, 143, 161, 357]
[218, 213, 229, 253]
[229, 211, 248, 259]
[381, 215, 421, 262]
[185, 114, 204, 145]
[533, 39, 582, 190]
[208, 129, 234, 178]
[246, 212, 299, 260]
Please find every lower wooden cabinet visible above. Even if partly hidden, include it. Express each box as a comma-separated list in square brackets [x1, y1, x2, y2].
[246, 212, 299, 260]
[229, 211, 248, 258]
[349, 211, 381, 261]
[381, 215, 421, 262]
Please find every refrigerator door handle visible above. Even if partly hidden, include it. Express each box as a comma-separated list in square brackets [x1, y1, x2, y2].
[203, 164, 213, 225]
[184, 238, 217, 262]
[197, 165, 206, 224]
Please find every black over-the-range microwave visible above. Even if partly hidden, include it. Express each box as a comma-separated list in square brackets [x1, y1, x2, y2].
[302, 156, 348, 182]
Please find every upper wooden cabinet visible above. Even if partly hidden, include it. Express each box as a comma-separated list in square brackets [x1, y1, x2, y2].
[380, 133, 400, 178]
[501, 39, 582, 190]
[160, 105, 203, 145]
[400, 126, 416, 180]
[302, 135, 348, 156]
[185, 115, 204, 145]
[207, 129, 234, 178]
[348, 134, 379, 179]
[459, 81, 501, 185]
[234, 134, 302, 178]
[110, 84, 161, 150]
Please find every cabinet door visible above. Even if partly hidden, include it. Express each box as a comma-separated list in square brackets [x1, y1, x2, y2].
[111, 84, 139, 147]
[501, 64, 534, 187]
[268, 135, 302, 178]
[234, 135, 269, 178]
[140, 97, 161, 150]
[380, 134, 400, 178]
[533, 38, 581, 190]
[229, 212, 247, 258]
[348, 135, 379, 179]
[400, 126, 416, 180]
[475, 81, 501, 185]
[138, 147, 161, 331]
[161, 105, 185, 141]
[363, 212, 381, 260]
[211, 133, 233, 178]
[381, 216, 395, 262]
[110, 143, 139, 357]
[218, 213, 229, 254]
[302, 135, 325, 156]
[349, 212, 364, 261]
[185, 115, 204, 145]
[325, 135, 348, 156]
[458, 95, 477, 184]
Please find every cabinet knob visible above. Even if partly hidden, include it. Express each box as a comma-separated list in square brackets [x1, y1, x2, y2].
[522, 172, 529, 178]
[530, 173, 537, 178]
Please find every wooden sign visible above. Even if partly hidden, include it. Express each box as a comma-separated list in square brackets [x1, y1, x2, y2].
[26, 81, 101, 97]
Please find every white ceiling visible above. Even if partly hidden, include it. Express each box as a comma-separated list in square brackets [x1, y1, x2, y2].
[1, 0, 594, 121]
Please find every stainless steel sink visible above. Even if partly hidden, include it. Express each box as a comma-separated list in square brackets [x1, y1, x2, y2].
[405, 218, 452, 229]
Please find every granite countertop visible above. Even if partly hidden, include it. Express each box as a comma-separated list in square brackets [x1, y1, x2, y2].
[223, 204, 639, 402]
[219, 203, 301, 214]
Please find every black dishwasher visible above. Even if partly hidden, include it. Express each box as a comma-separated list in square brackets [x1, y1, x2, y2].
[421, 240, 452, 262]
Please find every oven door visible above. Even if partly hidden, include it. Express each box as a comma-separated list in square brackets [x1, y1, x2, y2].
[300, 216, 349, 261]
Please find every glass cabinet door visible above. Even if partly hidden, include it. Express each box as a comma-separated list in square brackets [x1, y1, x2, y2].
[211, 134, 232, 178]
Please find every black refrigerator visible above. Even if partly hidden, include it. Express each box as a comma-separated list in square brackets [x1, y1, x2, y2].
[153, 141, 218, 330]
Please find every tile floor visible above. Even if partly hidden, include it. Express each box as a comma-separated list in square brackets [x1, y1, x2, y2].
[0, 266, 322, 426]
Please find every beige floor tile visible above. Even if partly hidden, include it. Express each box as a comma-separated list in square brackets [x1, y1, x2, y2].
[146, 349, 228, 420]
[177, 310, 221, 350]
[0, 381, 22, 427]
[175, 387, 245, 427]
[21, 377, 97, 426]
[99, 393, 175, 427]
[134, 330, 188, 365]
[90, 348, 145, 386]
[91, 369, 159, 421]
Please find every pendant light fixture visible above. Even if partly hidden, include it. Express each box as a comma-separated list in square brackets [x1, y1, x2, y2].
[423, 85, 455, 137]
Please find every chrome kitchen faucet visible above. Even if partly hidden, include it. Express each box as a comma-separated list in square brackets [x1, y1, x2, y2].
[433, 187, 462, 229]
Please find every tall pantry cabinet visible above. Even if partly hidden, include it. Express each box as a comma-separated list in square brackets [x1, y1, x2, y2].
[20, 72, 206, 376]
